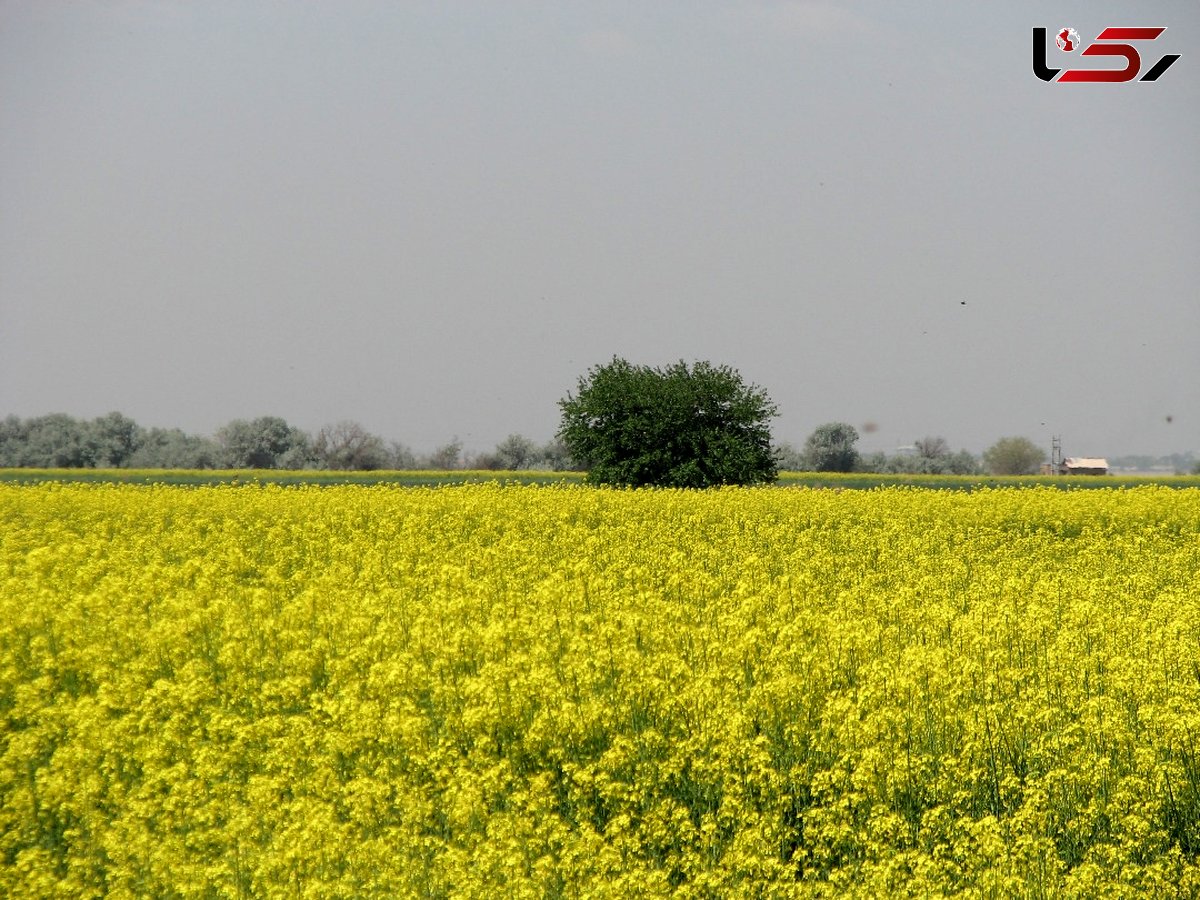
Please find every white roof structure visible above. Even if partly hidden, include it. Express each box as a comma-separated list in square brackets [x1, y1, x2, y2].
[1064, 457, 1108, 469]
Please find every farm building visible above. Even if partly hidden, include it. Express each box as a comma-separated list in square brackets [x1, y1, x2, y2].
[1062, 457, 1108, 475]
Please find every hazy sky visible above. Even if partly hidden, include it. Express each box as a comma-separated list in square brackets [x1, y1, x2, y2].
[2, 1, 1196, 458]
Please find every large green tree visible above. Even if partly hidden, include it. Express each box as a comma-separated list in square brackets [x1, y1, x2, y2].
[557, 357, 778, 487]
[982, 436, 1045, 475]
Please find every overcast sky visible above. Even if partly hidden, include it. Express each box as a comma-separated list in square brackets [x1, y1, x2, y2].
[2, 1, 1196, 458]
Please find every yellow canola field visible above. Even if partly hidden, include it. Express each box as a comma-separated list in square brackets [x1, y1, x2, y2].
[2, 483, 1199, 898]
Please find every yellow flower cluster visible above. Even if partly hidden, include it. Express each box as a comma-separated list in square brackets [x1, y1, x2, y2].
[2, 483, 1199, 897]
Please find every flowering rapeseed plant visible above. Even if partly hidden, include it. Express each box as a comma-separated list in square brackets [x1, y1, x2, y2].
[1, 483, 1198, 897]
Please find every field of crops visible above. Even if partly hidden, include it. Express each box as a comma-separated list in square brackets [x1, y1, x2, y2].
[2, 483, 1199, 897]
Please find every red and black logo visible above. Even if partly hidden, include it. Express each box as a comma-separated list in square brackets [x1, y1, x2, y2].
[1033, 27, 1180, 82]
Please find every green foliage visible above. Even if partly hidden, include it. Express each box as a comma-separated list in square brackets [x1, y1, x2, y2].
[312, 421, 390, 470]
[983, 436, 1046, 475]
[126, 427, 220, 468]
[773, 441, 807, 471]
[945, 448, 981, 475]
[492, 433, 539, 470]
[537, 437, 577, 472]
[0, 412, 156, 468]
[89, 412, 140, 467]
[217, 416, 312, 469]
[0, 413, 91, 467]
[914, 434, 950, 461]
[0, 412, 564, 474]
[389, 441, 417, 469]
[858, 439, 980, 475]
[801, 422, 860, 472]
[558, 357, 778, 487]
[427, 437, 463, 470]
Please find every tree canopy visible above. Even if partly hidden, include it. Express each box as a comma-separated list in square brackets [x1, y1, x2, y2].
[216, 417, 312, 469]
[982, 436, 1045, 475]
[557, 357, 778, 487]
[801, 422, 861, 472]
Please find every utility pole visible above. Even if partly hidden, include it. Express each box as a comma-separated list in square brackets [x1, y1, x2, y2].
[1051, 436, 1064, 475]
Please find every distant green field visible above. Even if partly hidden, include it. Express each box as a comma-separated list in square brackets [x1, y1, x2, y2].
[0, 468, 587, 487]
[2, 468, 1198, 489]
[775, 471, 1200, 490]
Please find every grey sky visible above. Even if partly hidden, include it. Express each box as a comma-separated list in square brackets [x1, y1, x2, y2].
[2, 1, 1196, 458]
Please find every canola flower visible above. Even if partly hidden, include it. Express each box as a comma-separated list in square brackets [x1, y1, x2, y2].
[1, 482, 1199, 898]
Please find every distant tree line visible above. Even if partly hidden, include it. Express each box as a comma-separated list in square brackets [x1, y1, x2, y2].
[9, 409, 1171, 478]
[774, 425, 1050, 476]
[1107, 451, 1199, 474]
[0, 413, 576, 471]
[775, 427, 980, 475]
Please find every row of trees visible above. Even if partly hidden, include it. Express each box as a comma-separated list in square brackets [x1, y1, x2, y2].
[0, 409, 1048, 477]
[0, 413, 575, 472]
[13, 359, 1189, 484]
[1, 354, 1055, 480]
[775, 426, 1047, 476]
